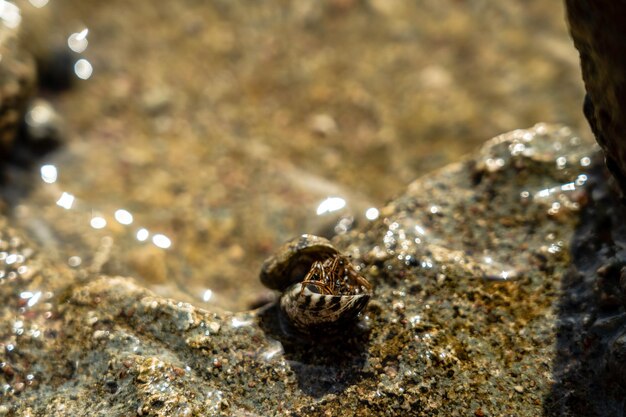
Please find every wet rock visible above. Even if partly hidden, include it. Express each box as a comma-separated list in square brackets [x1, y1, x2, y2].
[545, 147, 626, 416]
[566, 0, 626, 200]
[0, 9, 36, 160]
[0, 125, 602, 415]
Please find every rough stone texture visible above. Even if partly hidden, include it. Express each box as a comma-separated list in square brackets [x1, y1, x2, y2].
[0, 125, 600, 416]
[544, 144, 626, 416]
[566, 0, 626, 199]
[558, 3, 626, 414]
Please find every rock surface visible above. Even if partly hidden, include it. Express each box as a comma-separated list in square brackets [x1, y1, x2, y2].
[0, 125, 601, 416]
[545, 142, 626, 416]
[566, 0, 626, 199]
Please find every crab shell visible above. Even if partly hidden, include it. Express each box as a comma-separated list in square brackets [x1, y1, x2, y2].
[260, 234, 339, 291]
[280, 282, 370, 332]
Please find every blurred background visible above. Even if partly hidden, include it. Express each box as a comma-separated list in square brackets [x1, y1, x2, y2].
[6, 0, 588, 311]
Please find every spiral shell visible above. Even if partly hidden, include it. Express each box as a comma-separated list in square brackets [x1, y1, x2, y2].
[260, 234, 372, 333]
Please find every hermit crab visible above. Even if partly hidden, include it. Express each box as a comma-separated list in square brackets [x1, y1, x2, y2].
[260, 234, 372, 333]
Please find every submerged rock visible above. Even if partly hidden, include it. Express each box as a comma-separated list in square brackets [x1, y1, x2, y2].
[0, 8, 36, 160]
[0, 124, 605, 415]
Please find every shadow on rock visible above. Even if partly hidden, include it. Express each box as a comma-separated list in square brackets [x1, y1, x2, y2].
[258, 303, 371, 398]
[545, 163, 626, 416]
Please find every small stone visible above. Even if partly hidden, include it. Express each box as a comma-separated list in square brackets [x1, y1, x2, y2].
[513, 385, 524, 393]
[93, 330, 109, 340]
[226, 244, 244, 261]
[219, 399, 230, 410]
[172, 366, 185, 377]
[392, 301, 405, 313]
[309, 114, 338, 137]
[142, 87, 172, 115]
[208, 322, 220, 334]
[104, 380, 118, 393]
[383, 366, 398, 379]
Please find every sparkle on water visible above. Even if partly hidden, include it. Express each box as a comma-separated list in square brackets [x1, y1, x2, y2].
[40, 164, 58, 184]
[202, 289, 213, 302]
[90, 216, 107, 229]
[152, 234, 172, 249]
[56, 192, 75, 210]
[39, 162, 173, 250]
[365, 207, 379, 220]
[136, 228, 149, 242]
[28, 0, 49, 8]
[0, 0, 21, 29]
[68, 28, 89, 53]
[316, 197, 346, 215]
[74, 58, 93, 80]
[114, 209, 133, 225]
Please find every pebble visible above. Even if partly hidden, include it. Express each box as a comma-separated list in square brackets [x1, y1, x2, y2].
[208, 322, 221, 334]
[309, 114, 338, 137]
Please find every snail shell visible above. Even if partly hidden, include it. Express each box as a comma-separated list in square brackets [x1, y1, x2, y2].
[260, 234, 339, 290]
[260, 234, 372, 333]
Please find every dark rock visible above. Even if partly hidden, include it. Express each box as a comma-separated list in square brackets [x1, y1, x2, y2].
[566, 0, 626, 200]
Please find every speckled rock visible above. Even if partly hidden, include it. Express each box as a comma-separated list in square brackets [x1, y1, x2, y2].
[0, 125, 602, 416]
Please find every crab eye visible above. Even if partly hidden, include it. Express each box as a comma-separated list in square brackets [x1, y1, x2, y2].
[306, 283, 321, 293]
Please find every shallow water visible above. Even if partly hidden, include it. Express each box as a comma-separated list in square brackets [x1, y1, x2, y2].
[8, 0, 588, 312]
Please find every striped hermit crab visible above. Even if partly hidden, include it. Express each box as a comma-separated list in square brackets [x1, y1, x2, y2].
[260, 234, 372, 334]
